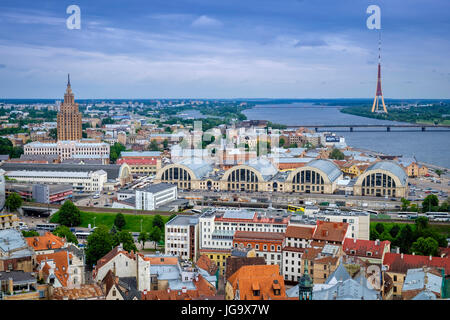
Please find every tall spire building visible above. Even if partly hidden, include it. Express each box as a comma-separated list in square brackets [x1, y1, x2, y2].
[57, 74, 82, 141]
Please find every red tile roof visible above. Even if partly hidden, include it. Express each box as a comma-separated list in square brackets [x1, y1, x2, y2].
[196, 255, 218, 276]
[313, 221, 348, 243]
[343, 239, 390, 259]
[36, 250, 70, 287]
[383, 252, 450, 275]
[285, 225, 315, 239]
[227, 265, 287, 300]
[26, 232, 65, 251]
[52, 284, 104, 300]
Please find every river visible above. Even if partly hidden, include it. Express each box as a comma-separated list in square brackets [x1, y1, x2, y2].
[242, 103, 450, 169]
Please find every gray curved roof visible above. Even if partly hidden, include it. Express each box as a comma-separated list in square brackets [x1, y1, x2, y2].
[177, 158, 213, 179]
[306, 159, 342, 182]
[245, 158, 278, 180]
[365, 161, 408, 186]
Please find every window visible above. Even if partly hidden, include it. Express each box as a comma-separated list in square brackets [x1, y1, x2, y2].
[112, 289, 116, 297]
[253, 290, 260, 297]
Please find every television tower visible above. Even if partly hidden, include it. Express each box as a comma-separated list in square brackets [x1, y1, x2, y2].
[371, 30, 388, 113]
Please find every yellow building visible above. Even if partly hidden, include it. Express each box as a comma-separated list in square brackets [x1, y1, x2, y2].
[199, 249, 231, 276]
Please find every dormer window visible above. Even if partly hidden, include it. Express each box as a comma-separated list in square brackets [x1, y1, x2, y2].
[367, 252, 372, 256]
[350, 250, 355, 255]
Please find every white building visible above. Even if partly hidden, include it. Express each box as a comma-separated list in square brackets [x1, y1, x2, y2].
[5, 170, 107, 192]
[165, 215, 200, 261]
[24, 140, 110, 164]
[135, 183, 177, 211]
[199, 209, 289, 253]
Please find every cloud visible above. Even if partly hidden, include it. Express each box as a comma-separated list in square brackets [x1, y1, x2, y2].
[191, 15, 223, 28]
[293, 39, 327, 48]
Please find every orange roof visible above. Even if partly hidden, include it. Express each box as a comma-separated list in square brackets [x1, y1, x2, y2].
[313, 221, 348, 243]
[227, 265, 287, 300]
[52, 284, 104, 300]
[196, 255, 218, 276]
[142, 274, 216, 300]
[26, 232, 65, 251]
[36, 250, 70, 287]
[144, 256, 179, 265]
[285, 225, 315, 239]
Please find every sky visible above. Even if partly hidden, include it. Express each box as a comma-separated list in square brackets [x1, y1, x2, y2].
[0, 0, 449, 99]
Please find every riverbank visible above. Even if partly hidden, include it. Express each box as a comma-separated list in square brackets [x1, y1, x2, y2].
[340, 104, 450, 126]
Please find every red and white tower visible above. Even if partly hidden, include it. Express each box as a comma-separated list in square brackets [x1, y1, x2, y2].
[371, 32, 388, 113]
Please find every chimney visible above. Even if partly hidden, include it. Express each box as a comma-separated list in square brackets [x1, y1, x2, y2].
[353, 238, 356, 243]
[412, 252, 415, 256]
[182, 287, 187, 293]
[396, 247, 400, 254]
[429, 255, 432, 261]
[375, 239, 380, 246]
[167, 288, 171, 293]
[8, 278, 13, 294]
[401, 253, 403, 259]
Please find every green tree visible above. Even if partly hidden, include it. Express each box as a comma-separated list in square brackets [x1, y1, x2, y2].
[152, 214, 165, 231]
[53, 226, 78, 244]
[114, 213, 126, 231]
[138, 231, 149, 249]
[5, 192, 23, 212]
[168, 213, 177, 222]
[435, 169, 443, 178]
[49, 128, 57, 140]
[411, 237, 439, 256]
[113, 230, 137, 253]
[422, 194, 439, 212]
[370, 229, 380, 241]
[329, 148, 345, 160]
[22, 230, 40, 237]
[400, 198, 410, 211]
[415, 216, 429, 234]
[149, 227, 162, 248]
[85, 225, 114, 267]
[163, 139, 169, 149]
[149, 140, 159, 151]
[279, 138, 286, 147]
[397, 224, 414, 254]
[375, 223, 385, 234]
[110, 142, 126, 163]
[57, 200, 82, 227]
[389, 224, 401, 238]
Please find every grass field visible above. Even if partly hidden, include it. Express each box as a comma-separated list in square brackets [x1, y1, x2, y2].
[50, 211, 172, 233]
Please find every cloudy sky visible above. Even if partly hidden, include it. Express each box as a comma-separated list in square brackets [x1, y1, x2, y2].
[0, 0, 449, 99]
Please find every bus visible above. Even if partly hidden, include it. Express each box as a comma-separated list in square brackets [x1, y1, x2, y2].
[35, 223, 58, 231]
[425, 212, 449, 221]
[287, 205, 305, 213]
[75, 232, 91, 240]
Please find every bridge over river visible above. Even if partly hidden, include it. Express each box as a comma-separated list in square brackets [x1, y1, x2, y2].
[285, 124, 450, 132]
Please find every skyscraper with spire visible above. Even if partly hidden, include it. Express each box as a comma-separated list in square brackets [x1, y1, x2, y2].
[371, 31, 388, 113]
[57, 74, 82, 141]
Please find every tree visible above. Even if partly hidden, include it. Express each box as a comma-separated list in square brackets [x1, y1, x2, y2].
[415, 216, 429, 234]
[375, 223, 385, 234]
[149, 227, 162, 248]
[57, 200, 82, 227]
[329, 148, 345, 160]
[112, 230, 137, 253]
[435, 169, 443, 178]
[279, 138, 286, 147]
[149, 140, 159, 151]
[22, 230, 40, 237]
[152, 215, 165, 231]
[85, 225, 114, 267]
[53, 226, 78, 244]
[397, 224, 414, 254]
[138, 231, 149, 249]
[168, 213, 177, 222]
[400, 198, 410, 211]
[114, 213, 126, 231]
[163, 139, 169, 149]
[5, 192, 23, 212]
[110, 142, 126, 163]
[422, 194, 439, 212]
[411, 237, 439, 256]
[49, 128, 57, 140]
[389, 224, 401, 238]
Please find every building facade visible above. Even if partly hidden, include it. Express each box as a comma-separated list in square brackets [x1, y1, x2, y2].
[57, 75, 82, 141]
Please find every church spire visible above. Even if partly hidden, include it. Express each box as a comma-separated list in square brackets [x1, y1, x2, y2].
[68, 73, 71, 87]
